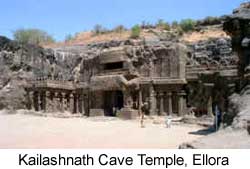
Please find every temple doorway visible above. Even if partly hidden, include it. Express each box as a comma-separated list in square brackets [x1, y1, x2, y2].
[103, 90, 124, 116]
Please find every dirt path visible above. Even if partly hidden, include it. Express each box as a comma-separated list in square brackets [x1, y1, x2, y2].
[0, 114, 206, 148]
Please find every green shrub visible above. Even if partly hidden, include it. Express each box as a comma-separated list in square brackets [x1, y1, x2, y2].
[13, 28, 55, 45]
[201, 16, 221, 25]
[141, 21, 154, 29]
[93, 24, 108, 35]
[156, 19, 170, 31]
[171, 21, 179, 29]
[179, 19, 197, 32]
[113, 25, 126, 33]
[130, 25, 141, 39]
[64, 34, 73, 42]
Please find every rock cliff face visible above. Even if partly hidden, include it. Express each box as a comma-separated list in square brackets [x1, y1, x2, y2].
[186, 38, 237, 67]
[180, 2, 250, 149]
[0, 36, 84, 109]
[223, 2, 250, 130]
[0, 27, 237, 111]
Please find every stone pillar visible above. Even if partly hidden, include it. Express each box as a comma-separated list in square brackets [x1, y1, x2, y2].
[49, 91, 55, 112]
[73, 93, 78, 114]
[78, 94, 85, 114]
[84, 93, 89, 116]
[138, 88, 142, 116]
[58, 92, 64, 112]
[69, 93, 74, 113]
[207, 96, 213, 117]
[65, 93, 70, 112]
[82, 94, 85, 115]
[177, 90, 186, 116]
[63, 93, 68, 113]
[149, 82, 157, 116]
[33, 91, 39, 111]
[204, 83, 214, 117]
[167, 92, 173, 116]
[54, 92, 59, 112]
[41, 91, 46, 112]
[45, 91, 50, 112]
[39, 92, 44, 111]
[159, 92, 165, 116]
[26, 91, 32, 110]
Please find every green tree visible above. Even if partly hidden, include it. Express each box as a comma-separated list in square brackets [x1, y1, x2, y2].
[130, 25, 141, 39]
[13, 28, 55, 45]
[179, 19, 197, 32]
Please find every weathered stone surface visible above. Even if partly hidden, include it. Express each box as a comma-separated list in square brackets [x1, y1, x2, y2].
[179, 128, 250, 149]
[180, 2, 250, 149]
[186, 38, 237, 67]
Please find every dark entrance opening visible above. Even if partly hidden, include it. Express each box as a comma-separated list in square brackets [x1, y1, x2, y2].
[104, 62, 123, 70]
[104, 90, 124, 116]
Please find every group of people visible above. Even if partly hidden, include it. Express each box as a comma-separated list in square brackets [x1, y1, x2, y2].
[139, 102, 223, 131]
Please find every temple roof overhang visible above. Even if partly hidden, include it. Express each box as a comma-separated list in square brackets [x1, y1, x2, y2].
[25, 79, 88, 91]
[99, 47, 128, 64]
[90, 75, 127, 91]
[90, 75, 141, 91]
[186, 66, 238, 81]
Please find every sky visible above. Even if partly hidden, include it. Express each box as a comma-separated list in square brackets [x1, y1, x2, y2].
[0, 0, 247, 41]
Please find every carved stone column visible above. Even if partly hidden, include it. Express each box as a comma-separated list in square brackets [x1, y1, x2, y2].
[58, 92, 64, 112]
[81, 94, 85, 115]
[49, 91, 55, 112]
[204, 83, 215, 117]
[41, 91, 46, 112]
[159, 92, 165, 116]
[149, 82, 157, 115]
[39, 92, 43, 111]
[177, 90, 186, 116]
[26, 91, 32, 110]
[62, 93, 68, 113]
[69, 93, 74, 113]
[167, 92, 172, 116]
[54, 92, 59, 112]
[73, 93, 79, 114]
[78, 94, 84, 114]
[33, 91, 39, 111]
[65, 93, 70, 112]
[207, 96, 213, 117]
[84, 93, 89, 116]
[138, 88, 142, 116]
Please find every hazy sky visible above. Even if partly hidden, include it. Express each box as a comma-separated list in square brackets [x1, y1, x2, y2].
[0, 0, 246, 41]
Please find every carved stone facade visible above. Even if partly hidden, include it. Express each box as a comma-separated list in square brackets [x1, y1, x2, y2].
[25, 37, 239, 118]
[25, 79, 88, 115]
[25, 43, 190, 118]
